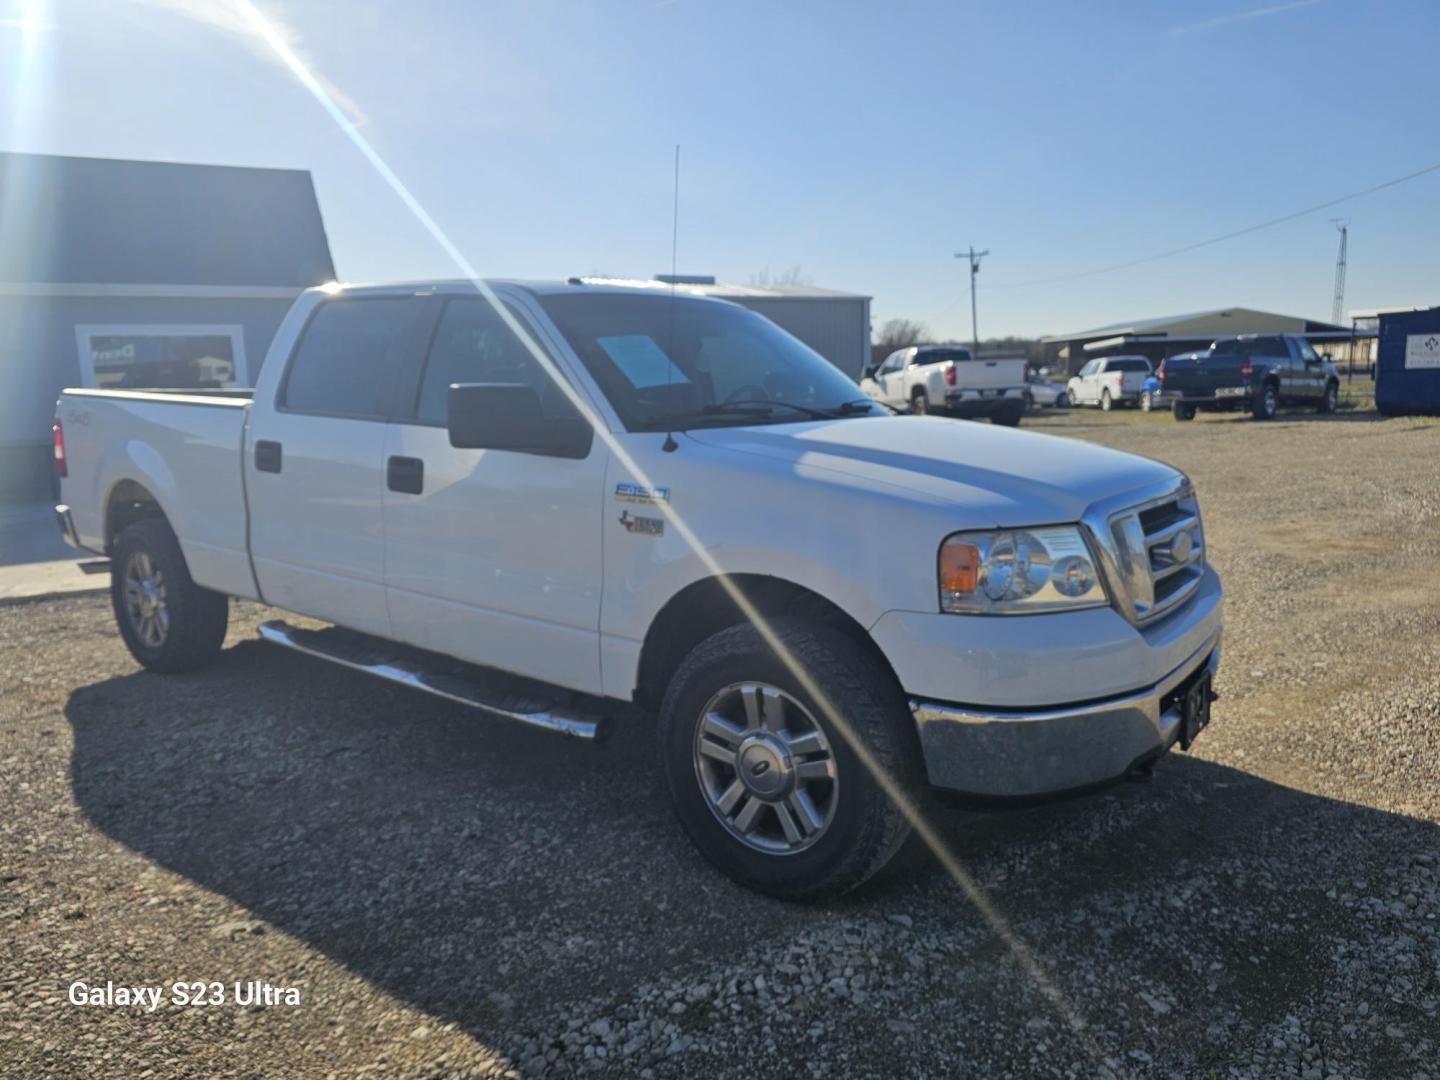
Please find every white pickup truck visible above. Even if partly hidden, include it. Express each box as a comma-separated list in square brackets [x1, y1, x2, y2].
[1067, 355, 1154, 410]
[55, 280, 1222, 899]
[861, 345, 1028, 425]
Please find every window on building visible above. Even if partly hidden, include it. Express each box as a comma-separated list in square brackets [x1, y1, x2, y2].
[76, 324, 248, 390]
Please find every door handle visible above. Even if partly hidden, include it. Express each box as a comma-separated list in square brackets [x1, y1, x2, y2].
[254, 440, 282, 473]
[387, 455, 424, 495]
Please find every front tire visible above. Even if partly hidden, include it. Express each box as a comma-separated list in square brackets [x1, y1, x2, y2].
[1319, 381, 1339, 413]
[658, 619, 921, 901]
[111, 518, 228, 672]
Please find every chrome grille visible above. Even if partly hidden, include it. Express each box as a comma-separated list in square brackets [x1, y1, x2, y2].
[1104, 488, 1205, 624]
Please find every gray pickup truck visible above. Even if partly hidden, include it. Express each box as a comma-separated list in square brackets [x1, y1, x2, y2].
[1162, 334, 1339, 421]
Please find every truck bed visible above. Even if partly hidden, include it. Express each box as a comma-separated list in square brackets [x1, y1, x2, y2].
[57, 387, 259, 599]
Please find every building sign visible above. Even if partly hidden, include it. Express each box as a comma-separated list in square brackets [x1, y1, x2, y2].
[1406, 333, 1440, 370]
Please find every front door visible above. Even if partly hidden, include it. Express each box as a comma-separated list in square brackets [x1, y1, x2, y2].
[381, 295, 609, 694]
[246, 294, 421, 637]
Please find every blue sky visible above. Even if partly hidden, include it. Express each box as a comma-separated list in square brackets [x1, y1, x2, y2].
[2, 0, 1437, 338]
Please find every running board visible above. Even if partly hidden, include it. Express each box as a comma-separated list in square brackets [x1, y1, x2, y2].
[257, 620, 608, 741]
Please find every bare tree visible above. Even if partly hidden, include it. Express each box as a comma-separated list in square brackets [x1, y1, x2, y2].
[871, 318, 931, 369]
[749, 264, 813, 287]
[875, 318, 929, 349]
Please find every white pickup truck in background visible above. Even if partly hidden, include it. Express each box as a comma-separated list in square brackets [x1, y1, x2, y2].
[861, 345, 1028, 425]
[1067, 355, 1154, 410]
[55, 280, 1222, 899]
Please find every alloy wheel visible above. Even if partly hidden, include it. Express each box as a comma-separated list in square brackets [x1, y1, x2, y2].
[122, 550, 169, 648]
[692, 682, 839, 854]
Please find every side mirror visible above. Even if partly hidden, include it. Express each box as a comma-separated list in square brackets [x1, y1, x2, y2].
[447, 383, 592, 459]
[862, 365, 878, 381]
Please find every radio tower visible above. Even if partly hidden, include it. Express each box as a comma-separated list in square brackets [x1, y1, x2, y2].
[1330, 219, 1348, 324]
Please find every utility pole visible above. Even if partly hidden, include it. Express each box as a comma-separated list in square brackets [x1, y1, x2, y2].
[1330, 219, 1348, 326]
[955, 247, 989, 357]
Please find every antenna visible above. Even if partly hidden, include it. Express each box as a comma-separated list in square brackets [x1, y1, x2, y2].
[662, 144, 680, 453]
[1330, 218, 1348, 325]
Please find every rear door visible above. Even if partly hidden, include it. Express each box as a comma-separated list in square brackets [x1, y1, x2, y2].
[245, 294, 421, 637]
[380, 294, 609, 694]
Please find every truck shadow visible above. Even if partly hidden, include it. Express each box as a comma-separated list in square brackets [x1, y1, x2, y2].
[64, 638, 1439, 1061]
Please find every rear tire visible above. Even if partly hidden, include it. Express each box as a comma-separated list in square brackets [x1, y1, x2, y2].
[910, 391, 928, 415]
[1172, 401, 1196, 421]
[1252, 383, 1278, 420]
[1100, 388, 1113, 412]
[111, 518, 228, 672]
[658, 619, 921, 901]
[991, 403, 1023, 427]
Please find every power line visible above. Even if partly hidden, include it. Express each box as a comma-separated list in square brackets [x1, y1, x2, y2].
[987, 160, 1440, 290]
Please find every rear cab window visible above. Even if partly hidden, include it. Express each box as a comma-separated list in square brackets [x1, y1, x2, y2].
[280, 297, 415, 417]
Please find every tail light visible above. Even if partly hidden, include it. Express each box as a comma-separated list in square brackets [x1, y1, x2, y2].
[945, 364, 956, 387]
[1240, 359, 1253, 381]
[53, 419, 67, 479]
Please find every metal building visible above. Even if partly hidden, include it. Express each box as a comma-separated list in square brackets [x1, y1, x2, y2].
[0, 152, 335, 504]
[582, 276, 872, 380]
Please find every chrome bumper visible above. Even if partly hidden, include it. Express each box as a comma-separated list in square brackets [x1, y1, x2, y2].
[911, 628, 1221, 799]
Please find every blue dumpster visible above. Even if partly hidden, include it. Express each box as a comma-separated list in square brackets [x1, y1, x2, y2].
[1376, 306, 1440, 416]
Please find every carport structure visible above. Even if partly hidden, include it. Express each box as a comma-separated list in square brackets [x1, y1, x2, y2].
[1041, 307, 1363, 376]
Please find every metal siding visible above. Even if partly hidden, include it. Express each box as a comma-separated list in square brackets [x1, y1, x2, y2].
[1375, 306, 1440, 415]
[726, 297, 868, 380]
[0, 294, 296, 503]
[0, 153, 335, 288]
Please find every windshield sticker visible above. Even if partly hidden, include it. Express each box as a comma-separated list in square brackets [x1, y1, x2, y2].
[597, 335, 691, 389]
[615, 483, 670, 504]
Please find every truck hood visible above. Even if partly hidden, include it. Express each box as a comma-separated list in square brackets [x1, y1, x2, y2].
[686, 416, 1179, 527]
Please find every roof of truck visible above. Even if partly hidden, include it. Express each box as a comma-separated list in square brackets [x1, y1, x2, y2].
[324, 278, 738, 300]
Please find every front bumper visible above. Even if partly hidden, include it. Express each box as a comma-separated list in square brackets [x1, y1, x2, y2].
[910, 627, 1221, 800]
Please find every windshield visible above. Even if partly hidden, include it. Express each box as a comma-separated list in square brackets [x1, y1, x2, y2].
[538, 292, 879, 430]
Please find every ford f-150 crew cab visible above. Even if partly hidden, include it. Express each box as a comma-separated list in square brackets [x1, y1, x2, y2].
[861, 345, 1027, 425]
[1162, 334, 1339, 421]
[55, 280, 1222, 899]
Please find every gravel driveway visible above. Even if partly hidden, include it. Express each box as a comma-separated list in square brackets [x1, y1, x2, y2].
[3, 409, 1438, 1078]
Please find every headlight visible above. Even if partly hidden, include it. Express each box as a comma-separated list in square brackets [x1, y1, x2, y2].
[939, 526, 1108, 614]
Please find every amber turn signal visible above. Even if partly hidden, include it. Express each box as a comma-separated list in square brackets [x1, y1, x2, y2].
[939, 542, 980, 595]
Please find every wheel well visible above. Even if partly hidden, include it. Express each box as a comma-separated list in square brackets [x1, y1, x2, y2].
[910, 386, 925, 399]
[105, 480, 167, 552]
[634, 574, 896, 711]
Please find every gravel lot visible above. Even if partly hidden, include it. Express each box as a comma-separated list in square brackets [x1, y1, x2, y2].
[3, 408, 1438, 1078]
